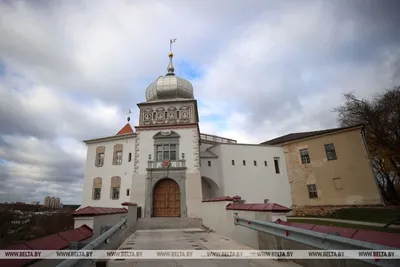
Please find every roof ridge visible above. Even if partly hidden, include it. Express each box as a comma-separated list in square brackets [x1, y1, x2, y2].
[261, 124, 364, 145]
[117, 123, 134, 135]
[56, 232, 71, 244]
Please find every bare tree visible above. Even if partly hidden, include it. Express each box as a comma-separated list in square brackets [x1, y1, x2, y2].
[334, 86, 400, 204]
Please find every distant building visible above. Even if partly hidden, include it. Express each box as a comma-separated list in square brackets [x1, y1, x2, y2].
[31, 201, 40, 205]
[44, 196, 50, 207]
[50, 197, 55, 208]
[43, 196, 62, 209]
[55, 197, 60, 209]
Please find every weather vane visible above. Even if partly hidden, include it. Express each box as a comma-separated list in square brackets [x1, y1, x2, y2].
[170, 38, 177, 53]
[126, 109, 132, 122]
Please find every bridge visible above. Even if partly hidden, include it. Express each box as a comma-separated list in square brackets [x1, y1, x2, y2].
[52, 203, 398, 267]
[3, 202, 398, 267]
[106, 218, 300, 267]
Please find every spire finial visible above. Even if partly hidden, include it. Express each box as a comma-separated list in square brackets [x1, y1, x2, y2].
[126, 109, 132, 122]
[167, 38, 177, 75]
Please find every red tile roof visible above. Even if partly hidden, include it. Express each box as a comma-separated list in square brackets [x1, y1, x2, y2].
[275, 220, 400, 248]
[71, 206, 127, 216]
[312, 225, 358, 239]
[202, 196, 233, 202]
[57, 229, 89, 243]
[226, 203, 291, 212]
[116, 123, 134, 135]
[352, 229, 400, 248]
[0, 225, 93, 267]
[25, 233, 70, 250]
[76, 224, 93, 237]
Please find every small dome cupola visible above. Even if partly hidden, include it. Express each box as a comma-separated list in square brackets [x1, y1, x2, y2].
[145, 39, 194, 102]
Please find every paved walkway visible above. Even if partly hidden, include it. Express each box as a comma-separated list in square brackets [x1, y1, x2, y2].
[108, 228, 301, 267]
[288, 217, 400, 229]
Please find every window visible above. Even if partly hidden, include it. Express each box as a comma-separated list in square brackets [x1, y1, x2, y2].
[232, 160, 235, 165]
[112, 187, 120, 199]
[264, 161, 267, 166]
[126, 189, 130, 196]
[299, 149, 311, 164]
[274, 157, 280, 174]
[94, 188, 101, 200]
[333, 178, 343, 190]
[307, 184, 318, 198]
[156, 144, 177, 161]
[116, 151, 123, 165]
[208, 161, 211, 166]
[253, 160, 257, 166]
[97, 153, 104, 167]
[243, 160, 246, 166]
[128, 153, 132, 162]
[325, 143, 337, 160]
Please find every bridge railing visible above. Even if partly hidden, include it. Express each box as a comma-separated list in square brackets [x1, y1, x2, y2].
[233, 213, 398, 267]
[55, 217, 128, 267]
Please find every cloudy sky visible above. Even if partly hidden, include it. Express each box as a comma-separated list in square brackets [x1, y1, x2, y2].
[0, 0, 399, 204]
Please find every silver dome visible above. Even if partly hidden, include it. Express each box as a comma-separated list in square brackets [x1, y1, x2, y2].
[145, 53, 194, 102]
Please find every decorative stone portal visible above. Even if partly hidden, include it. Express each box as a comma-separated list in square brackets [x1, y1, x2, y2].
[144, 171, 187, 218]
[153, 179, 180, 217]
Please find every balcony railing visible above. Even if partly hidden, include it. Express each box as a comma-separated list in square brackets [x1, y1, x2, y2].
[147, 159, 186, 169]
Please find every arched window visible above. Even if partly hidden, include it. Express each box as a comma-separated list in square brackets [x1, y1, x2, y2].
[110, 176, 121, 200]
[92, 177, 102, 200]
[95, 146, 105, 167]
[113, 144, 123, 165]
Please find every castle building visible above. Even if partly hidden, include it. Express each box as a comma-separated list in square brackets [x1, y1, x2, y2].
[80, 49, 293, 218]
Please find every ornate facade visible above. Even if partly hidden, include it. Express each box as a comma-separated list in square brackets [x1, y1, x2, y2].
[80, 49, 294, 217]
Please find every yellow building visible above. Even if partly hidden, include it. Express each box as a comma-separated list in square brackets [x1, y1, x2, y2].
[262, 125, 383, 209]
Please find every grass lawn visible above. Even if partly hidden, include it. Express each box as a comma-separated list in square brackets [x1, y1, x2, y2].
[287, 218, 400, 233]
[326, 207, 400, 224]
[299, 207, 400, 224]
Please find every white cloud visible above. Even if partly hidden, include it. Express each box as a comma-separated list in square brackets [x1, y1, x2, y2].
[0, 0, 399, 203]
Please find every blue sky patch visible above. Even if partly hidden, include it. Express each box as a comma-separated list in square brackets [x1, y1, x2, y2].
[175, 60, 204, 80]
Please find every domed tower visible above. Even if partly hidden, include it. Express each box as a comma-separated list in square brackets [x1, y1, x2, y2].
[145, 52, 194, 102]
[138, 51, 199, 126]
[132, 40, 202, 219]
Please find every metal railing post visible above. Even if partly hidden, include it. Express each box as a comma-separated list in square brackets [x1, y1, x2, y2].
[55, 217, 127, 267]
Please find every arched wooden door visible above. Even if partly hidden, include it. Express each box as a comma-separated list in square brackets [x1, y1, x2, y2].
[152, 179, 181, 217]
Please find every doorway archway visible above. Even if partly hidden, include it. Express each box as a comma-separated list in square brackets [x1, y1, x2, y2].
[152, 178, 181, 217]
